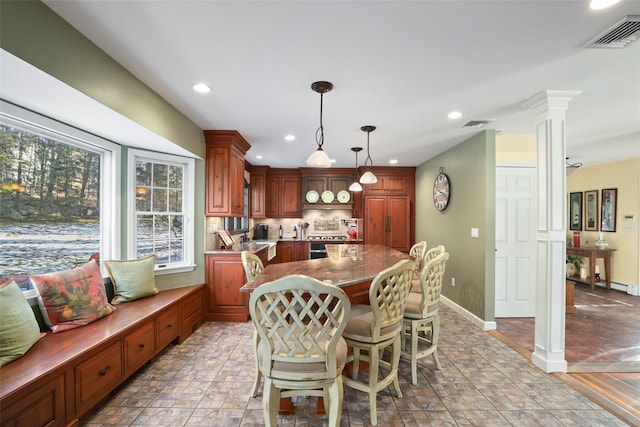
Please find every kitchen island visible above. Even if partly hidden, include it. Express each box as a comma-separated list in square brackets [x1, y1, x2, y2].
[239, 244, 412, 304]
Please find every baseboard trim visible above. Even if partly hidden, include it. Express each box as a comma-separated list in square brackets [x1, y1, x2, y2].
[440, 295, 496, 331]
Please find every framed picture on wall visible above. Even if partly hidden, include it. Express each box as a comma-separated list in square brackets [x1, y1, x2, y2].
[601, 188, 617, 232]
[569, 192, 583, 231]
[584, 190, 598, 231]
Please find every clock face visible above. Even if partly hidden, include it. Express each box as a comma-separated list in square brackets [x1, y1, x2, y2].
[433, 172, 450, 211]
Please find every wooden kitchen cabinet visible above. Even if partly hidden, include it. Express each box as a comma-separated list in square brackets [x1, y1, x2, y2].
[124, 321, 155, 377]
[204, 130, 251, 217]
[364, 174, 410, 195]
[74, 341, 123, 415]
[364, 195, 411, 252]
[248, 165, 268, 218]
[266, 169, 302, 218]
[205, 253, 250, 322]
[277, 241, 307, 263]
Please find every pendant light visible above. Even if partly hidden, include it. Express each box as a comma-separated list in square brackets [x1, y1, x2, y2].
[359, 125, 378, 184]
[348, 147, 363, 192]
[306, 81, 333, 168]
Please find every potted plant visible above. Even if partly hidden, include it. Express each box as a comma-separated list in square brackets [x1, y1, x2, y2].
[566, 255, 582, 277]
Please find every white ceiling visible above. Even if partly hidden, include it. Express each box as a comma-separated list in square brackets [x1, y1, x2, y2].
[42, 0, 640, 168]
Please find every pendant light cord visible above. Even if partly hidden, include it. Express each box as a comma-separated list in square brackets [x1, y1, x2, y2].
[316, 92, 325, 150]
[364, 130, 373, 168]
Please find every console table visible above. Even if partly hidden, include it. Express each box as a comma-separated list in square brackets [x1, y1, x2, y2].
[566, 246, 615, 290]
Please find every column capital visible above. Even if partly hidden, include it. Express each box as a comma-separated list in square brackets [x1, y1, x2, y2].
[521, 90, 583, 113]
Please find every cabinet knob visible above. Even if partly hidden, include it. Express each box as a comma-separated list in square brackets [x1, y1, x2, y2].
[99, 365, 111, 376]
[139, 343, 146, 349]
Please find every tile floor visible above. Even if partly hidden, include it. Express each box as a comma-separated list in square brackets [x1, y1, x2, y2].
[85, 305, 628, 426]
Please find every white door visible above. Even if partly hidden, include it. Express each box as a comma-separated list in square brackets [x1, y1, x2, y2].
[495, 166, 537, 317]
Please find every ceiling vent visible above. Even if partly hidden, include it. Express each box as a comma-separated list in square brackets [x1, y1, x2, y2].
[584, 15, 640, 48]
[460, 119, 493, 128]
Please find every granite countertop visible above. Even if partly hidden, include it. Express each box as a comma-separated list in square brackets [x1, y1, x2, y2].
[239, 244, 412, 292]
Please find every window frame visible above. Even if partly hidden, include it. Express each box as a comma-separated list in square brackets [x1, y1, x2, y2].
[0, 100, 121, 282]
[127, 148, 195, 275]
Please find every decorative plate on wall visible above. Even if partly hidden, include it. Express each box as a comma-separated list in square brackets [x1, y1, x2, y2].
[337, 190, 350, 203]
[306, 190, 319, 203]
[321, 190, 335, 203]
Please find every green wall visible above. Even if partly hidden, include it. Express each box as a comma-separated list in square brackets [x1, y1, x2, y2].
[1, 1, 206, 289]
[416, 131, 496, 321]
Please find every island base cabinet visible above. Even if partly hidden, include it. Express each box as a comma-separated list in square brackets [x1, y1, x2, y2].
[1, 374, 66, 427]
[205, 253, 250, 322]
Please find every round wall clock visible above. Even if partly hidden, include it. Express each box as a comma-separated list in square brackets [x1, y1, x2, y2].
[433, 171, 450, 211]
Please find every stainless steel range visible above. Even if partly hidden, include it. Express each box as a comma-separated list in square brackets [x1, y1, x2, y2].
[307, 235, 347, 258]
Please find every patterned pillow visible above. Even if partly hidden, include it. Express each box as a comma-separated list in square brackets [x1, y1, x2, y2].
[31, 260, 116, 333]
[104, 254, 158, 304]
[0, 279, 43, 365]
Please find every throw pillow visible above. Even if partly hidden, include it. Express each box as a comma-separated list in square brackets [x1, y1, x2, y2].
[0, 279, 43, 365]
[104, 254, 158, 304]
[31, 260, 116, 333]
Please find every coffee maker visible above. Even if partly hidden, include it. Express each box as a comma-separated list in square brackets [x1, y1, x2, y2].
[254, 224, 269, 240]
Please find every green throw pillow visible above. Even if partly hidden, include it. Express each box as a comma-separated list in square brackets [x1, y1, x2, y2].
[0, 280, 42, 366]
[105, 254, 158, 304]
[31, 260, 116, 333]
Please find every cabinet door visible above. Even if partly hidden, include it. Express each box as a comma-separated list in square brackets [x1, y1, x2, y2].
[124, 321, 155, 377]
[364, 175, 409, 195]
[1, 374, 65, 427]
[265, 176, 279, 217]
[364, 196, 387, 246]
[206, 146, 230, 215]
[387, 196, 411, 252]
[294, 241, 307, 261]
[280, 176, 302, 217]
[303, 176, 326, 196]
[229, 148, 245, 216]
[205, 254, 249, 321]
[250, 173, 266, 218]
[75, 342, 122, 414]
[156, 306, 179, 349]
[277, 242, 294, 263]
[328, 176, 350, 195]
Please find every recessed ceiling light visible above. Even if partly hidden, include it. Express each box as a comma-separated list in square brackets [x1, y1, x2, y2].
[256, 155, 263, 160]
[330, 159, 337, 163]
[389, 159, 398, 164]
[590, 0, 621, 9]
[448, 111, 462, 119]
[192, 83, 211, 93]
[284, 134, 296, 141]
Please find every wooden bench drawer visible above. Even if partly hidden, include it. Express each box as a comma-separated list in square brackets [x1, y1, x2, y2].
[156, 306, 179, 349]
[75, 341, 122, 414]
[124, 321, 155, 376]
[1, 374, 65, 427]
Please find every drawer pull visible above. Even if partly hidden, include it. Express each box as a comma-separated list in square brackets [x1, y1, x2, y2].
[99, 365, 111, 376]
[167, 324, 173, 328]
[139, 343, 145, 349]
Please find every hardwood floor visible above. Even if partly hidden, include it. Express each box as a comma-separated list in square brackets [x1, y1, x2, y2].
[493, 283, 640, 426]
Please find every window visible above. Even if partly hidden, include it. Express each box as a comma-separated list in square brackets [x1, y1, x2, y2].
[0, 101, 119, 288]
[127, 149, 195, 274]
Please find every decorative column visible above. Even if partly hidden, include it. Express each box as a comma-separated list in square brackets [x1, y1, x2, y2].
[522, 90, 581, 373]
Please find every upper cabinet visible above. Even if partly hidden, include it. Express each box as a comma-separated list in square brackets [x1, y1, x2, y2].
[300, 168, 355, 210]
[204, 130, 251, 217]
[362, 172, 411, 195]
[247, 165, 268, 219]
[266, 169, 302, 218]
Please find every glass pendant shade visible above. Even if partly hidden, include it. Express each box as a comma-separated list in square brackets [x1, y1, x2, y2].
[359, 171, 378, 184]
[349, 181, 363, 192]
[307, 148, 332, 168]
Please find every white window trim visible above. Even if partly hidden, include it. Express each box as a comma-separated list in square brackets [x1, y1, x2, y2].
[127, 148, 195, 275]
[0, 100, 121, 276]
